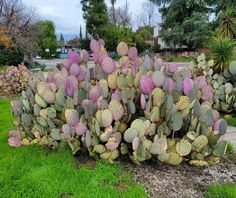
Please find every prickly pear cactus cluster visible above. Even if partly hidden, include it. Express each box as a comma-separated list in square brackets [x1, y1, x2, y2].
[9, 41, 228, 166]
[190, 54, 236, 113]
[0, 64, 29, 95]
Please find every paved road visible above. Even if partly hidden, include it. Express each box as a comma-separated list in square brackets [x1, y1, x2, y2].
[34, 58, 190, 68]
[34, 59, 62, 68]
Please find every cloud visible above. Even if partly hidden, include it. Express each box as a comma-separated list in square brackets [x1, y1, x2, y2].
[22, 0, 160, 37]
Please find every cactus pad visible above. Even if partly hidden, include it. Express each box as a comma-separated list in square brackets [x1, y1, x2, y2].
[101, 109, 113, 127]
[108, 100, 124, 121]
[65, 109, 80, 126]
[176, 140, 192, 156]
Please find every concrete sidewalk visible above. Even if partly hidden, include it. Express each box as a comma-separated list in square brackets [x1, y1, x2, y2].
[224, 126, 236, 150]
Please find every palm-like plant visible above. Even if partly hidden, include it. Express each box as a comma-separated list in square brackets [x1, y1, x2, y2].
[218, 9, 236, 39]
[209, 36, 236, 73]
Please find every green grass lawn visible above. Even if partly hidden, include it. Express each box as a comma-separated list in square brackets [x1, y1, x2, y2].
[164, 56, 193, 62]
[205, 184, 236, 198]
[224, 115, 236, 127]
[0, 99, 146, 198]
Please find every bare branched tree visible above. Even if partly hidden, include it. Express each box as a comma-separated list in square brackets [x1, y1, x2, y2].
[136, 2, 159, 28]
[108, 1, 132, 28]
[0, 0, 41, 63]
[116, 4, 132, 28]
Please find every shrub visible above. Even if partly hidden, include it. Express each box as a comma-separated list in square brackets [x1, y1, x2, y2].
[9, 40, 228, 167]
[151, 44, 161, 53]
[0, 64, 29, 95]
[0, 48, 24, 66]
[136, 42, 152, 53]
[29, 61, 46, 71]
[209, 36, 236, 73]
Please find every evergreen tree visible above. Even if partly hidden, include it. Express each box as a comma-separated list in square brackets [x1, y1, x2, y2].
[85, 28, 89, 39]
[150, 0, 212, 50]
[81, 0, 109, 38]
[79, 25, 83, 40]
[59, 33, 65, 44]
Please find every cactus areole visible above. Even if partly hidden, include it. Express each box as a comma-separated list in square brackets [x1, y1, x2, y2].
[9, 40, 228, 166]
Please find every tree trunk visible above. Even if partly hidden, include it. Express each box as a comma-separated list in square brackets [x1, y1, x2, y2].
[112, 3, 116, 25]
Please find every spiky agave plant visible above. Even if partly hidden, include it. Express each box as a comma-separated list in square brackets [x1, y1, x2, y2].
[209, 36, 236, 73]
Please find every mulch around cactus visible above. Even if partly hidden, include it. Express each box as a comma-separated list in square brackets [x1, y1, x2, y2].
[124, 160, 236, 198]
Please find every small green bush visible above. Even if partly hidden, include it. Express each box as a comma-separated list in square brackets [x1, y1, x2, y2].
[151, 44, 161, 53]
[136, 42, 152, 53]
[0, 48, 24, 66]
[29, 61, 46, 71]
[224, 115, 236, 127]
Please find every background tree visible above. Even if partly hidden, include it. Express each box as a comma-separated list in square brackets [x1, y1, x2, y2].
[217, 9, 236, 39]
[163, 12, 212, 49]
[108, 3, 132, 28]
[81, 0, 109, 38]
[103, 25, 134, 52]
[136, 2, 158, 28]
[136, 26, 153, 41]
[85, 28, 89, 39]
[150, 0, 212, 50]
[212, 0, 236, 15]
[0, 26, 13, 48]
[116, 4, 132, 28]
[0, 0, 41, 64]
[38, 20, 58, 58]
[110, 0, 116, 24]
[59, 33, 65, 45]
[79, 24, 83, 40]
[67, 36, 80, 48]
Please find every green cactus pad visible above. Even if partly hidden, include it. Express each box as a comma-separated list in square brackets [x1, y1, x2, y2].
[130, 119, 146, 137]
[93, 144, 106, 154]
[101, 109, 113, 127]
[166, 152, 182, 165]
[21, 113, 32, 127]
[51, 129, 62, 140]
[158, 151, 170, 162]
[168, 111, 183, 131]
[124, 128, 138, 143]
[192, 135, 208, 152]
[176, 96, 190, 111]
[176, 140, 192, 156]
[35, 93, 47, 108]
[189, 160, 209, 167]
[212, 140, 228, 157]
[150, 138, 167, 155]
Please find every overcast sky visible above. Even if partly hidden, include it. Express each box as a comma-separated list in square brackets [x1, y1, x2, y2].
[22, 0, 160, 40]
